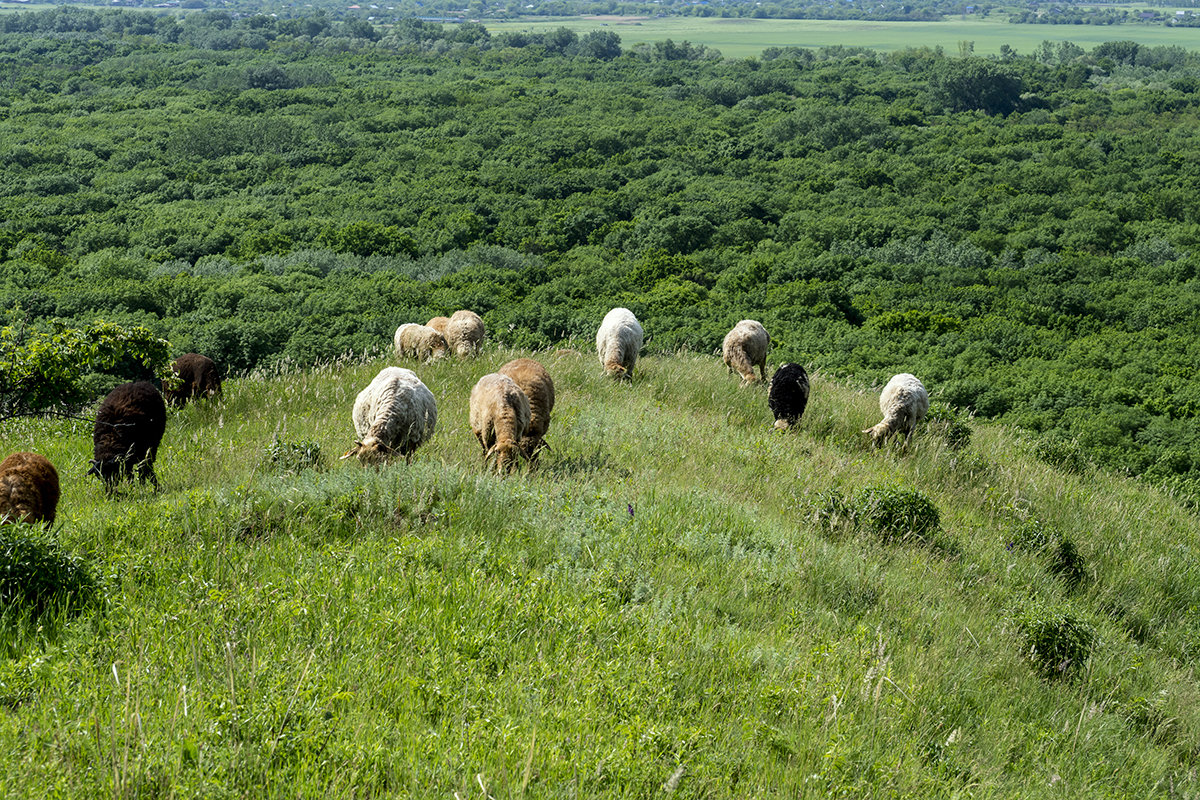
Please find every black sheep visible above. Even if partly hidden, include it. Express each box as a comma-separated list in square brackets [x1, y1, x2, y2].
[769, 363, 810, 430]
[163, 353, 222, 408]
[89, 382, 167, 489]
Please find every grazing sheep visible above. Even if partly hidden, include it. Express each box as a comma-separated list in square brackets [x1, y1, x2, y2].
[427, 316, 450, 337]
[469, 373, 531, 474]
[596, 307, 644, 381]
[342, 367, 437, 465]
[445, 310, 485, 358]
[163, 353, 222, 408]
[769, 363, 810, 430]
[90, 381, 168, 489]
[864, 373, 930, 447]
[499, 358, 555, 460]
[0, 452, 60, 525]
[394, 323, 449, 362]
[722, 320, 770, 385]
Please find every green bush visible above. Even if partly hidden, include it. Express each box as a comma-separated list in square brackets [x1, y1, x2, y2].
[852, 485, 941, 543]
[1013, 602, 1096, 680]
[1008, 519, 1087, 590]
[1034, 435, 1089, 474]
[0, 526, 98, 615]
[925, 402, 972, 451]
[265, 436, 325, 473]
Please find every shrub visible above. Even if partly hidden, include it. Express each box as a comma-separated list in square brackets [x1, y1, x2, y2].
[852, 486, 941, 543]
[265, 436, 324, 473]
[0, 525, 98, 615]
[925, 402, 972, 450]
[1013, 602, 1096, 680]
[807, 488, 855, 534]
[1034, 434, 1089, 474]
[1008, 519, 1087, 590]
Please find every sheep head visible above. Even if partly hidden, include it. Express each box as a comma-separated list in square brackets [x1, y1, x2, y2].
[862, 422, 893, 448]
[341, 437, 392, 465]
[486, 441, 524, 475]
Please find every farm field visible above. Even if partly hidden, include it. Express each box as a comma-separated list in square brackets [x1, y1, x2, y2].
[489, 14, 1200, 57]
[3, 349, 1199, 796]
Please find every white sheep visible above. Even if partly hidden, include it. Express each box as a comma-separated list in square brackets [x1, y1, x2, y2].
[394, 323, 448, 362]
[469, 373, 531, 474]
[342, 367, 437, 465]
[445, 310, 485, 358]
[863, 373, 929, 447]
[722, 320, 770, 385]
[0, 452, 60, 525]
[596, 307, 643, 380]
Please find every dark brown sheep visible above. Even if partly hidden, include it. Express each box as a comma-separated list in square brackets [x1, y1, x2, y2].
[0, 452, 60, 525]
[90, 381, 167, 490]
[163, 353, 222, 408]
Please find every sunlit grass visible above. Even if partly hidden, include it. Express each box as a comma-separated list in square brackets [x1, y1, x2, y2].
[2, 348, 1198, 797]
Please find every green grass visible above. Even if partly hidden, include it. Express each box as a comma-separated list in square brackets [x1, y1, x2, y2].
[2, 347, 1199, 796]
[490, 15, 1200, 57]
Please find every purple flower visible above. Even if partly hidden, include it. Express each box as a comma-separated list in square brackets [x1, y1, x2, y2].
[627, 503, 635, 518]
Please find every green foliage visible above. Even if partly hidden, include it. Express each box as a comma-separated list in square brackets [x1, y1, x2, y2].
[1013, 602, 1097, 680]
[264, 436, 325, 474]
[0, 321, 173, 417]
[1033, 434, 1089, 475]
[851, 485, 942, 543]
[924, 402, 972, 451]
[1008, 519, 1087, 590]
[0, 526, 97, 615]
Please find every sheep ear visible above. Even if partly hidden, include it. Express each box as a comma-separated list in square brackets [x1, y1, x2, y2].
[860, 428, 873, 434]
[340, 446, 359, 460]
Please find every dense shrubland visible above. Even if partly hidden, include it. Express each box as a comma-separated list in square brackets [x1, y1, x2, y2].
[2, 9, 1199, 498]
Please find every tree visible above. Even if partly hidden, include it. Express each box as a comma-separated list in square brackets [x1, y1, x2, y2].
[928, 58, 1023, 114]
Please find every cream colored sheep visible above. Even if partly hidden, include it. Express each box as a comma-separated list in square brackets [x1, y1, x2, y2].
[0, 452, 60, 525]
[722, 320, 770, 385]
[469, 373, 531, 474]
[394, 323, 448, 362]
[446, 310, 485, 358]
[499, 358, 555, 460]
[863, 373, 929, 447]
[595, 307, 643, 380]
[342, 367, 437, 465]
[427, 316, 450, 337]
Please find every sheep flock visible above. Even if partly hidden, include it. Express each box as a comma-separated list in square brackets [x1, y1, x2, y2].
[3, 309, 945, 527]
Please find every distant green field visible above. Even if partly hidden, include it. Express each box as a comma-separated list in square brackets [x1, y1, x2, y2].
[489, 15, 1200, 57]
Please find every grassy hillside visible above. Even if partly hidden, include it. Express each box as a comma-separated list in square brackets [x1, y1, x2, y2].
[2, 348, 1199, 797]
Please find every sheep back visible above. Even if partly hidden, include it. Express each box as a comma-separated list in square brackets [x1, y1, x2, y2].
[394, 323, 448, 362]
[427, 316, 450, 337]
[596, 307, 643, 380]
[469, 373, 531, 474]
[91, 381, 167, 488]
[347, 367, 437, 464]
[0, 452, 60, 525]
[446, 310, 485, 358]
[164, 353, 222, 408]
[865, 373, 929, 446]
[499, 358, 555, 459]
[769, 364, 810, 429]
[722, 320, 770, 384]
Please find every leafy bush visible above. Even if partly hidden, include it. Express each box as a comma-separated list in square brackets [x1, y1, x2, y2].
[1034, 435, 1089, 475]
[0, 526, 98, 615]
[852, 486, 941, 543]
[1013, 602, 1096, 680]
[264, 436, 325, 473]
[807, 488, 855, 534]
[1008, 519, 1087, 590]
[925, 402, 972, 450]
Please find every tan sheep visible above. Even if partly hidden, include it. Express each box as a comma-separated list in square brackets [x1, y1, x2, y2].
[446, 310, 485, 358]
[863, 373, 930, 447]
[394, 323, 448, 362]
[427, 316, 450, 337]
[499, 358, 555, 461]
[469, 373, 530, 474]
[0, 452, 60, 525]
[722, 320, 770, 385]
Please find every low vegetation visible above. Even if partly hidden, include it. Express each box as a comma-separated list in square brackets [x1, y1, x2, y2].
[2, 351, 1198, 795]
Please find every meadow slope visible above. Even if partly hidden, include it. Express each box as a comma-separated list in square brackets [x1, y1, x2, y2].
[2, 348, 1199, 797]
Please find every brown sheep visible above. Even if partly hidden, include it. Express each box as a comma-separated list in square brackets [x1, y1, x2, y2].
[0, 452, 60, 525]
[499, 358, 555, 461]
[163, 353, 222, 408]
[446, 310, 485, 358]
[722, 320, 770, 385]
[89, 381, 167, 490]
[469, 373, 530, 474]
[427, 316, 451, 337]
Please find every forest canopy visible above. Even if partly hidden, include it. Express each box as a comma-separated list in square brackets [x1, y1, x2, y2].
[1, 8, 1199, 499]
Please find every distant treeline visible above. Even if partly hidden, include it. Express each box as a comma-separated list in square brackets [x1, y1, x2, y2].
[2, 10, 1199, 498]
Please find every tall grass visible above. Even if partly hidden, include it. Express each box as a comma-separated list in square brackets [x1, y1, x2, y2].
[1, 349, 1198, 797]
